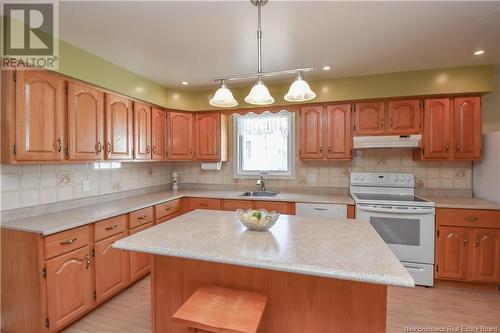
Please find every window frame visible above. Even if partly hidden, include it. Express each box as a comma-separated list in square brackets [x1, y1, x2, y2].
[233, 111, 295, 179]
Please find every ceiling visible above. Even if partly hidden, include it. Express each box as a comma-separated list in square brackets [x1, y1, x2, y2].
[59, 1, 500, 90]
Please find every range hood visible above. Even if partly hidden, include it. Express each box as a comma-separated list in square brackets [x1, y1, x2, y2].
[353, 134, 422, 149]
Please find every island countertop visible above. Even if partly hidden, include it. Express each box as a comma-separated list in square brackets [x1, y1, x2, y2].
[114, 209, 414, 287]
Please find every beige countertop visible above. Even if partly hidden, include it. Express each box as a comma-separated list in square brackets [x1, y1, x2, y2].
[0, 189, 353, 236]
[423, 196, 500, 210]
[114, 209, 414, 288]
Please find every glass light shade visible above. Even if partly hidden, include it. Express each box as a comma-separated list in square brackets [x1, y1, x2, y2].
[209, 83, 238, 108]
[284, 77, 316, 102]
[244, 79, 275, 105]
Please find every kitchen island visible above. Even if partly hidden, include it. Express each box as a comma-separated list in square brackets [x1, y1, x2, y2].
[114, 210, 414, 333]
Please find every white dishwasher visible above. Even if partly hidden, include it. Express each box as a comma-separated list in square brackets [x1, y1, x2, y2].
[295, 203, 347, 219]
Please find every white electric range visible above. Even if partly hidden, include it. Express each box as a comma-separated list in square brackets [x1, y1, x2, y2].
[350, 172, 435, 286]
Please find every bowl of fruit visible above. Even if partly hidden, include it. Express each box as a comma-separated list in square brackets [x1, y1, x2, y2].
[236, 208, 280, 231]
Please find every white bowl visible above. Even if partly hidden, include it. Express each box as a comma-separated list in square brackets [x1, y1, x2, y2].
[236, 209, 280, 231]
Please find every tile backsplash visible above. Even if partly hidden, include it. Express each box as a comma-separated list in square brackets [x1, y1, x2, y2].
[0, 162, 173, 210]
[171, 149, 472, 191]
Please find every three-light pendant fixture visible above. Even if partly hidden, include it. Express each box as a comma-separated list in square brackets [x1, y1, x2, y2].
[209, 0, 317, 108]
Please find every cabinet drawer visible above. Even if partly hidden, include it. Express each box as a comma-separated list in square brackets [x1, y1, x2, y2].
[45, 225, 92, 259]
[188, 198, 221, 210]
[129, 207, 154, 229]
[94, 215, 128, 242]
[155, 199, 181, 220]
[156, 211, 183, 225]
[437, 208, 500, 229]
[221, 200, 253, 211]
[253, 201, 295, 215]
[295, 203, 347, 219]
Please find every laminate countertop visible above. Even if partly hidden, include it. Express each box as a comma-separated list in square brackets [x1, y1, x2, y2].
[114, 209, 414, 288]
[424, 196, 500, 210]
[0, 189, 354, 236]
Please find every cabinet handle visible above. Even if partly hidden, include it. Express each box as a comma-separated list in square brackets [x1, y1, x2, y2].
[200, 203, 208, 207]
[86, 254, 90, 269]
[464, 237, 468, 246]
[314, 208, 328, 211]
[475, 238, 480, 247]
[107, 142, 112, 154]
[146, 145, 151, 154]
[445, 143, 450, 152]
[319, 145, 323, 153]
[389, 119, 393, 128]
[381, 119, 384, 128]
[105, 224, 118, 231]
[464, 216, 479, 222]
[60, 238, 77, 245]
[152, 146, 157, 154]
[165, 207, 171, 211]
[137, 215, 148, 220]
[456, 144, 461, 152]
[55, 139, 63, 152]
[96, 142, 103, 154]
[327, 146, 332, 153]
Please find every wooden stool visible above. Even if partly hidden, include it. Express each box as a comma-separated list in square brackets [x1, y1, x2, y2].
[172, 286, 267, 333]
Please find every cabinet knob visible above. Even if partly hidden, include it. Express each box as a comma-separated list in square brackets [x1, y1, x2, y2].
[319, 145, 323, 153]
[107, 142, 112, 154]
[60, 237, 78, 245]
[55, 139, 63, 152]
[86, 254, 91, 269]
[463, 237, 468, 246]
[389, 119, 393, 128]
[96, 142, 103, 154]
[445, 143, 450, 152]
[475, 238, 480, 247]
[105, 224, 118, 231]
[456, 144, 461, 152]
[381, 119, 384, 128]
[152, 146, 157, 154]
[146, 145, 151, 154]
[464, 216, 479, 222]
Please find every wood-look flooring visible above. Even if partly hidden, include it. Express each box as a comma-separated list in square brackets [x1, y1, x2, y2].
[64, 277, 500, 333]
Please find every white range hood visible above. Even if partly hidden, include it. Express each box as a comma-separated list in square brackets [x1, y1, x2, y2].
[353, 134, 422, 149]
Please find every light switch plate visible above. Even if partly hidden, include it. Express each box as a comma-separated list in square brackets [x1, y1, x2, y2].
[82, 180, 90, 192]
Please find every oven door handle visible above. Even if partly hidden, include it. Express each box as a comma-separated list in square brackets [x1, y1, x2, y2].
[357, 205, 435, 215]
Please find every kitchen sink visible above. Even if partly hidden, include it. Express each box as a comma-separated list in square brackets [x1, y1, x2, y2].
[240, 191, 278, 197]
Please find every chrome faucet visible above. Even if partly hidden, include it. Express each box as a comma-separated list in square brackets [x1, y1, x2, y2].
[256, 176, 266, 191]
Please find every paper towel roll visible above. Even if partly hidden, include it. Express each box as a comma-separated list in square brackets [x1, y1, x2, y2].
[201, 162, 222, 171]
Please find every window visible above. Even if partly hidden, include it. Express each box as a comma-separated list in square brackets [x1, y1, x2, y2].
[234, 111, 295, 178]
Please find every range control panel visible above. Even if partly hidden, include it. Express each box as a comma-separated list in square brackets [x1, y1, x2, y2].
[350, 172, 415, 188]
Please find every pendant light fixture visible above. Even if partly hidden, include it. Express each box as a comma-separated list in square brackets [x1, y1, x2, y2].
[210, 0, 317, 107]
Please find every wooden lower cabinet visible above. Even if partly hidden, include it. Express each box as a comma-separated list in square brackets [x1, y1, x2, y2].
[95, 232, 130, 304]
[129, 223, 154, 281]
[46, 245, 95, 331]
[436, 208, 500, 284]
[253, 201, 295, 215]
[221, 199, 254, 211]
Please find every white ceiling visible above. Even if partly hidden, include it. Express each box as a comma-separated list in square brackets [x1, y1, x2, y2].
[59, 1, 500, 90]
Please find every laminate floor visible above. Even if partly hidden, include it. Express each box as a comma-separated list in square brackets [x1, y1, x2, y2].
[64, 277, 500, 333]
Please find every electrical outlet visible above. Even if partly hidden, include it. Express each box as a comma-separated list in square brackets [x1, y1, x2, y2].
[82, 180, 90, 192]
[307, 174, 317, 183]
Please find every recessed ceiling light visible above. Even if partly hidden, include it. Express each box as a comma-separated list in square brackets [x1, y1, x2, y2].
[181, 81, 189, 85]
[473, 50, 485, 56]
[322, 66, 331, 71]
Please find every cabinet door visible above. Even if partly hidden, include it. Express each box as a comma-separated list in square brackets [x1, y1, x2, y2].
[436, 227, 469, 280]
[422, 98, 452, 159]
[354, 102, 385, 135]
[134, 102, 152, 160]
[454, 97, 481, 160]
[471, 229, 500, 283]
[105, 93, 133, 160]
[15, 70, 65, 161]
[67, 81, 104, 160]
[95, 232, 130, 304]
[46, 246, 94, 331]
[167, 112, 193, 160]
[325, 104, 352, 160]
[253, 201, 294, 215]
[129, 222, 154, 282]
[151, 108, 166, 160]
[299, 106, 324, 159]
[387, 99, 421, 134]
[195, 113, 221, 161]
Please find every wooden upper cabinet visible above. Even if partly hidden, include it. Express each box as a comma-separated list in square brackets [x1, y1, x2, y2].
[105, 93, 133, 160]
[95, 232, 130, 304]
[454, 97, 481, 160]
[194, 113, 228, 161]
[46, 245, 94, 332]
[436, 226, 469, 280]
[67, 81, 104, 160]
[134, 102, 152, 160]
[15, 70, 65, 161]
[325, 104, 352, 160]
[151, 108, 166, 160]
[300, 106, 324, 159]
[387, 100, 421, 134]
[422, 98, 452, 160]
[354, 102, 385, 135]
[167, 111, 193, 160]
[470, 229, 500, 283]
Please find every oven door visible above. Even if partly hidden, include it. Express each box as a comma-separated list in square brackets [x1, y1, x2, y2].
[355, 204, 435, 264]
